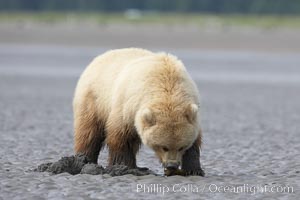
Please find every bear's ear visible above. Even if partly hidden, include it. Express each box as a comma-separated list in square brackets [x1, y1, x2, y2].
[141, 108, 156, 127]
[185, 104, 198, 124]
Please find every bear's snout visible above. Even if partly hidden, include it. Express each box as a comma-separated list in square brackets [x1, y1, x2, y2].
[164, 161, 180, 170]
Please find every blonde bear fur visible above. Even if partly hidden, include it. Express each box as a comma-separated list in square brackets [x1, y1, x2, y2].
[73, 48, 204, 176]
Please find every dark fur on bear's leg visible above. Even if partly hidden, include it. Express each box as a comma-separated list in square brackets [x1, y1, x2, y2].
[73, 91, 107, 164]
[108, 145, 138, 169]
[181, 134, 205, 176]
[74, 121, 106, 164]
[106, 122, 143, 169]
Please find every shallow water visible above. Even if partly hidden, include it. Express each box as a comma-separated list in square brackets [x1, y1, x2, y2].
[0, 45, 299, 199]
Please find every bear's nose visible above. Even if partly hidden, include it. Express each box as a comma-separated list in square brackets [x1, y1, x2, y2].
[165, 162, 179, 170]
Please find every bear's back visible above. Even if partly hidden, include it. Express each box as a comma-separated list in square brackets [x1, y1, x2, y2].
[74, 48, 155, 117]
[76, 48, 153, 92]
[74, 48, 198, 121]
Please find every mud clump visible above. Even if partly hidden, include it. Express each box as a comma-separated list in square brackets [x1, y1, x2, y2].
[36, 154, 90, 175]
[80, 163, 105, 175]
[104, 165, 152, 176]
[36, 154, 154, 176]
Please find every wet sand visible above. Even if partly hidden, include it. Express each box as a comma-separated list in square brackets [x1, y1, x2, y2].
[0, 24, 300, 199]
[1, 22, 300, 52]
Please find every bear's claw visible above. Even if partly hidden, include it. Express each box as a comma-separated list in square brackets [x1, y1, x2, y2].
[164, 168, 205, 176]
[184, 168, 205, 176]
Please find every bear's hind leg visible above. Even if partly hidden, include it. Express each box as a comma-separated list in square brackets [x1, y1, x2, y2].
[106, 118, 141, 169]
[74, 92, 106, 164]
[74, 120, 105, 164]
[181, 133, 205, 176]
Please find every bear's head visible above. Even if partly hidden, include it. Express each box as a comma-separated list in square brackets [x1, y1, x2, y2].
[135, 103, 199, 171]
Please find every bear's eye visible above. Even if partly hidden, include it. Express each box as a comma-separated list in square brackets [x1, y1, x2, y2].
[162, 147, 169, 152]
[178, 147, 184, 151]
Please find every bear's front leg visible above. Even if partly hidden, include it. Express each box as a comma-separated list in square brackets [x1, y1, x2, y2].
[106, 121, 141, 169]
[181, 134, 205, 176]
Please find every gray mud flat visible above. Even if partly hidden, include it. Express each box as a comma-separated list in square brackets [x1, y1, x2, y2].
[36, 154, 154, 176]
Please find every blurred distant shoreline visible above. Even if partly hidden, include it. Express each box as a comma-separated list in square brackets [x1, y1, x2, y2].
[1, 12, 300, 28]
[1, 12, 300, 52]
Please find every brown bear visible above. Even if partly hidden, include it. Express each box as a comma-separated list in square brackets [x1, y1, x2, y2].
[73, 48, 204, 176]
